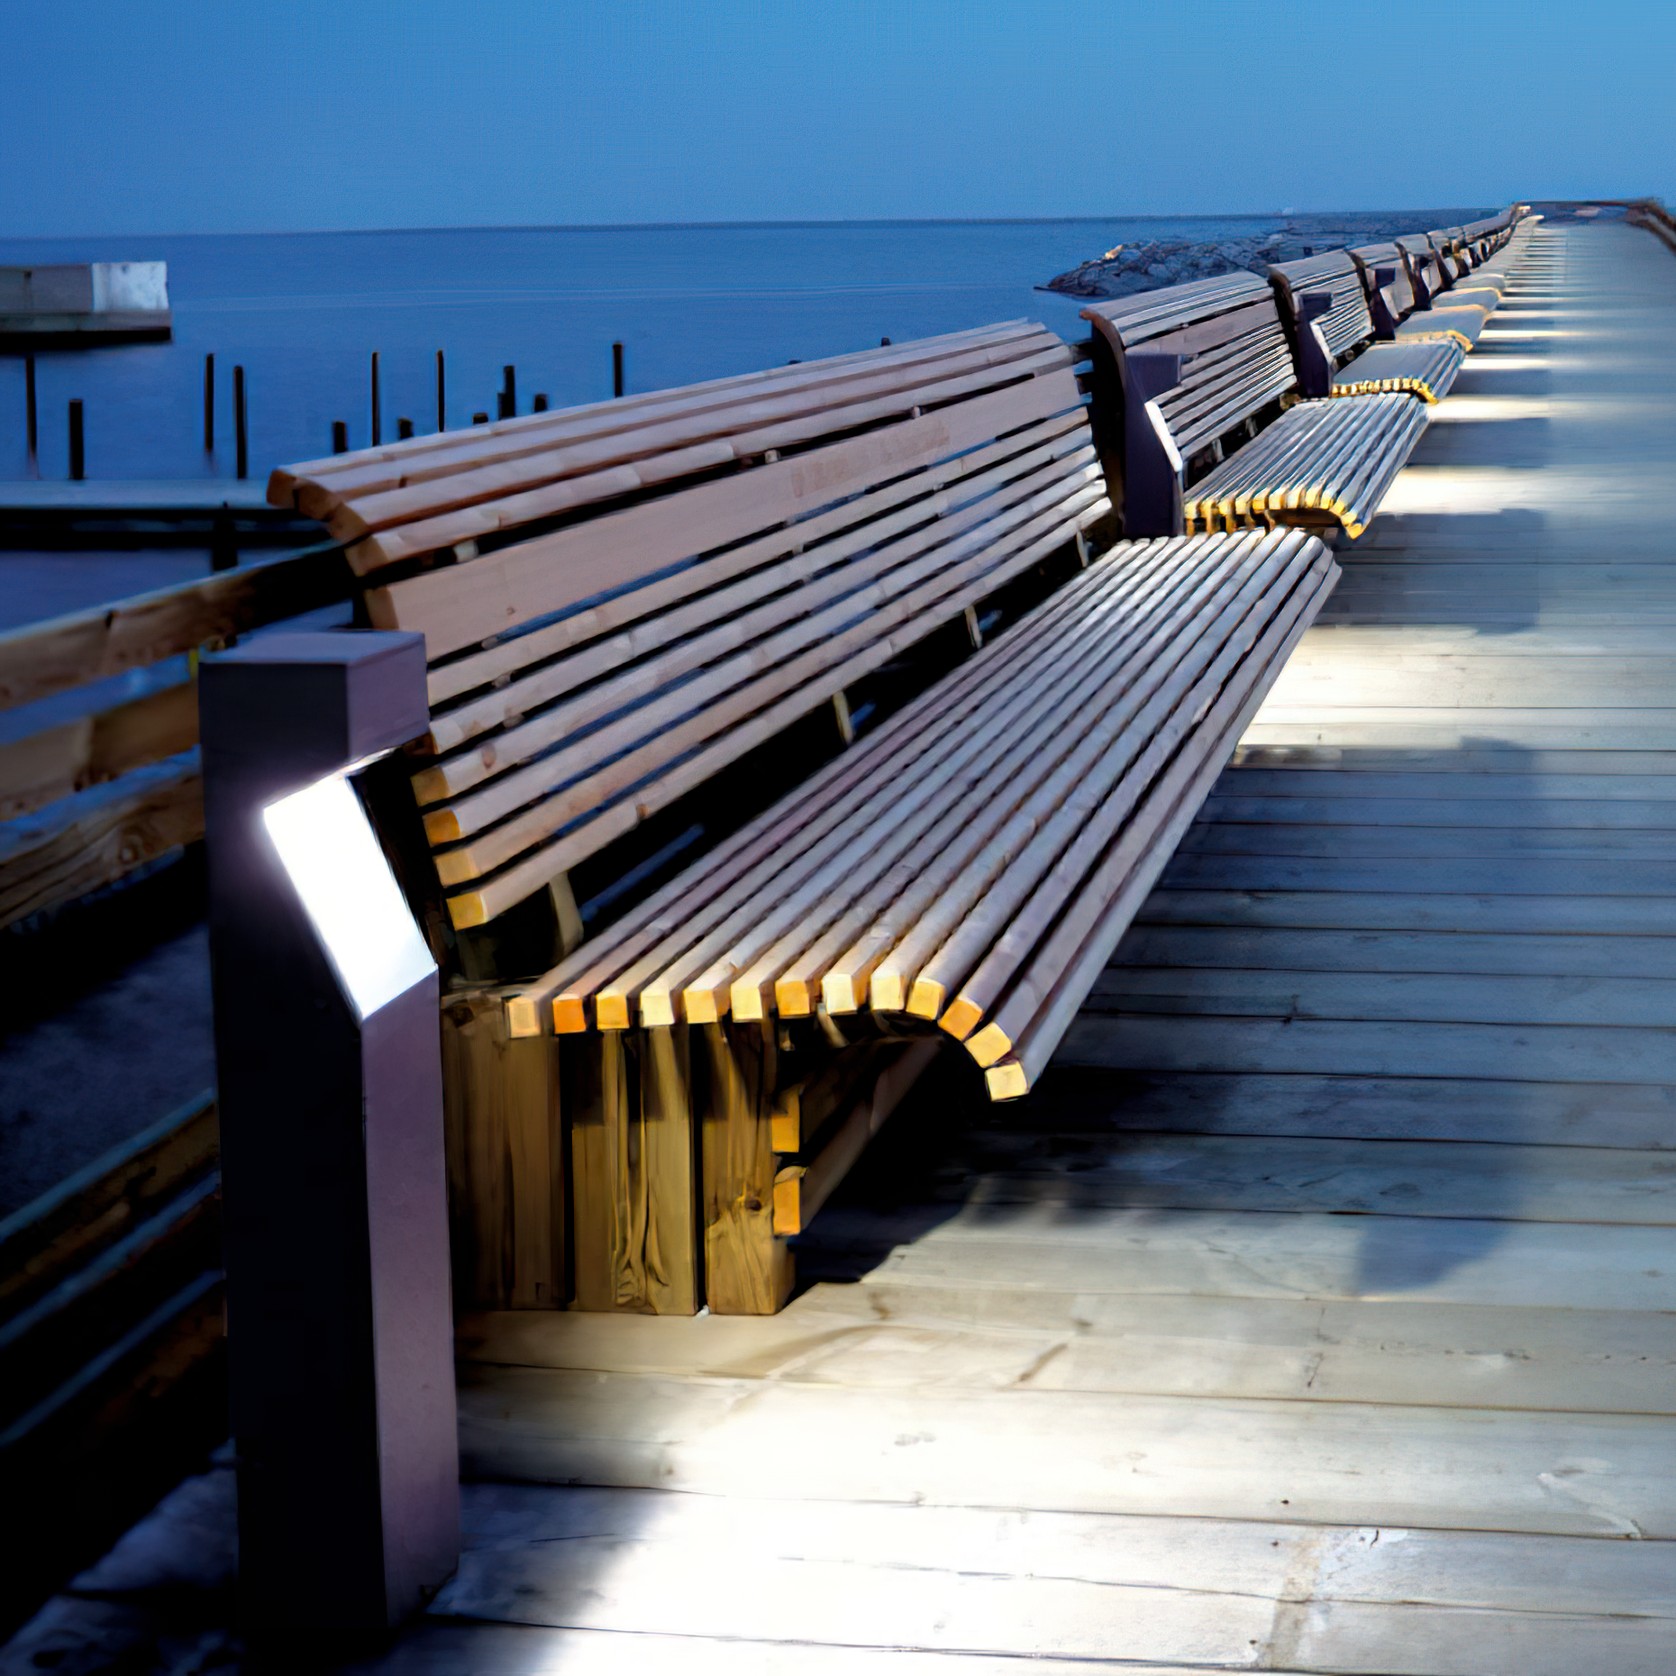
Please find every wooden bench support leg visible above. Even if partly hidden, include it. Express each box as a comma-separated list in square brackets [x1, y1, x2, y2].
[441, 992, 564, 1310]
[831, 689, 856, 747]
[547, 871, 585, 955]
[568, 1029, 700, 1314]
[700, 1020, 793, 1315]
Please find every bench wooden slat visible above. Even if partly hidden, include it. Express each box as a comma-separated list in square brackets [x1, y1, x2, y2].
[513, 538, 1146, 1036]
[332, 337, 1071, 570]
[388, 367, 1080, 676]
[440, 483, 1108, 923]
[951, 544, 1336, 1055]
[415, 437, 1097, 808]
[423, 410, 1088, 736]
[271, 321, 1039, 508]
[984, 555, 1336, 1099]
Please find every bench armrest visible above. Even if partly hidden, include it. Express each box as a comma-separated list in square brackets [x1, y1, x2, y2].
[1121, 351, 1186, 538]
[1294, 292, 1336, 398]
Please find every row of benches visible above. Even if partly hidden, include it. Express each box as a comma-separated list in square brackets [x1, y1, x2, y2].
[260, 207, 1537, 1313]
[1096, 218, 1523, 541]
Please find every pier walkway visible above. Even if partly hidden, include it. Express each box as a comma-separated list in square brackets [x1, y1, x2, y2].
[421, 220, 1676, 1673]
[16, 219, 1674, 1676]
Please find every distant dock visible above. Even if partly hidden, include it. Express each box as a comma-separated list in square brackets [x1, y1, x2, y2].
[0, 261, 171, 344]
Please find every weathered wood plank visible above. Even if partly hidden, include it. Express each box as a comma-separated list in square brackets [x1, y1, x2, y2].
[0, 548, 346, 712]
[0, 679, 197, 820]
[461, 1284, 1676, 1414]
[460, 1362, 1676, 1537]
[0, 756, 202, 930]
[0, 1092, 217, 1319]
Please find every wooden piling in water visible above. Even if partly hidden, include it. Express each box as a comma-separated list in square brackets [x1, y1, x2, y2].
[233, 366, 248, 480]
[67, 400, 84, 481]
[203, 353, 215, 450]
[613, 341, 625, 398]
[332, 420, 348, 454]
[472, 411, 488, 425]
[533, 393, 548, 412]
[502, 364, 516, 415]
[398, 417, 414, 439]
[435, 349, 445, 432]
[24, 355, 37, 467]
[370, 352, 381, 446]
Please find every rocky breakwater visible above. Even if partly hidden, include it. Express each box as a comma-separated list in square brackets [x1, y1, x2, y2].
[1042, 214, 1461, 301]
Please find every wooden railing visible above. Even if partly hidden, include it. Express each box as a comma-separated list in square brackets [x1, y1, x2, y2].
[0, 546, 348, 934]
[0, 1094, 221, 1636]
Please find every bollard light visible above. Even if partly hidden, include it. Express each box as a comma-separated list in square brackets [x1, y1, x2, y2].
[200, 631, 458, 1635]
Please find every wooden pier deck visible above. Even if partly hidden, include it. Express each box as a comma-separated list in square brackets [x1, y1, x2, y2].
[394, 220, 1676, 1674]
[397, 221, 1676, 1673]
[18, 218, 1673, 1676]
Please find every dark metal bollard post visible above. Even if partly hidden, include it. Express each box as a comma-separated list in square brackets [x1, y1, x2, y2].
[532, 392, 548, 412]
[67, 400, 84, 481]
[881, 336, 892, 346]
[502, 364, 516, 414]
[471, 410, 488, 425]
[397, 416, 414, 440]
[496, 390, 513, 421]
[199, 632, 459, 1634]
[612, 340, 624, 398]
[370, 351, 381, 446]
[233, 365, 248, 480]
[332, 420, 349, 455]
[204, 353, 216, 450]
[435, 349, 445, 432]
[25, 356, 38, 469]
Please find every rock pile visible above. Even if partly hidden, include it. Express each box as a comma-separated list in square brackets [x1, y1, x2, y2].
[1041, 216, 1462, 301]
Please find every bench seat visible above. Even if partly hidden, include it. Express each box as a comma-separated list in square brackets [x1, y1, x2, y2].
[1085, 272, 1434, 541]
[1395, 303, 1492, 351]
[1181, 393, 1427, 540]
[512, 525, 1338, 1100]
[1330, 338, 1465, 402]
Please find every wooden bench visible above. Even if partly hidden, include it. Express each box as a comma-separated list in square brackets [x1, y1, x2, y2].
[1081, 273, 1430, 541]
[1269, 250, 1466, 404]
[269, 323, 1339, 1315]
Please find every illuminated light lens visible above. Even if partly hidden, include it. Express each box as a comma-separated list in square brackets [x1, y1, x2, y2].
[263, 773, 434, 1020]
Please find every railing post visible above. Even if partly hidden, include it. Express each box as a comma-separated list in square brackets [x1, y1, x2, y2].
[233, 365, 248, 480]
[199, 633, 459, 1634]
[67, 399, 84, 481]
[25, 354, 39, 469]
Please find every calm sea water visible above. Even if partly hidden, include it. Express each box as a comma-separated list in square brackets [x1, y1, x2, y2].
[0, 215, 1488, 483]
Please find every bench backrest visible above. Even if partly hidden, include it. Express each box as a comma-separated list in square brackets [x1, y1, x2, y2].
[1350, 240, 1417, 331]
[1080, 274, 1300, 536]
[1397, 235, 1447, 304]
[1267, 251, 1378, 396]
[1082, 272, 1294, 454]
[271, 323, 1106, 937]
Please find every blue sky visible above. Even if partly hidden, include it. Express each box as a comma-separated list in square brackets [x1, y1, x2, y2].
[2, 0, 1668, 235]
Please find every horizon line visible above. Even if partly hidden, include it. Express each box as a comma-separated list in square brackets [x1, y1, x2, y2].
[0, 206, 1507, 244]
